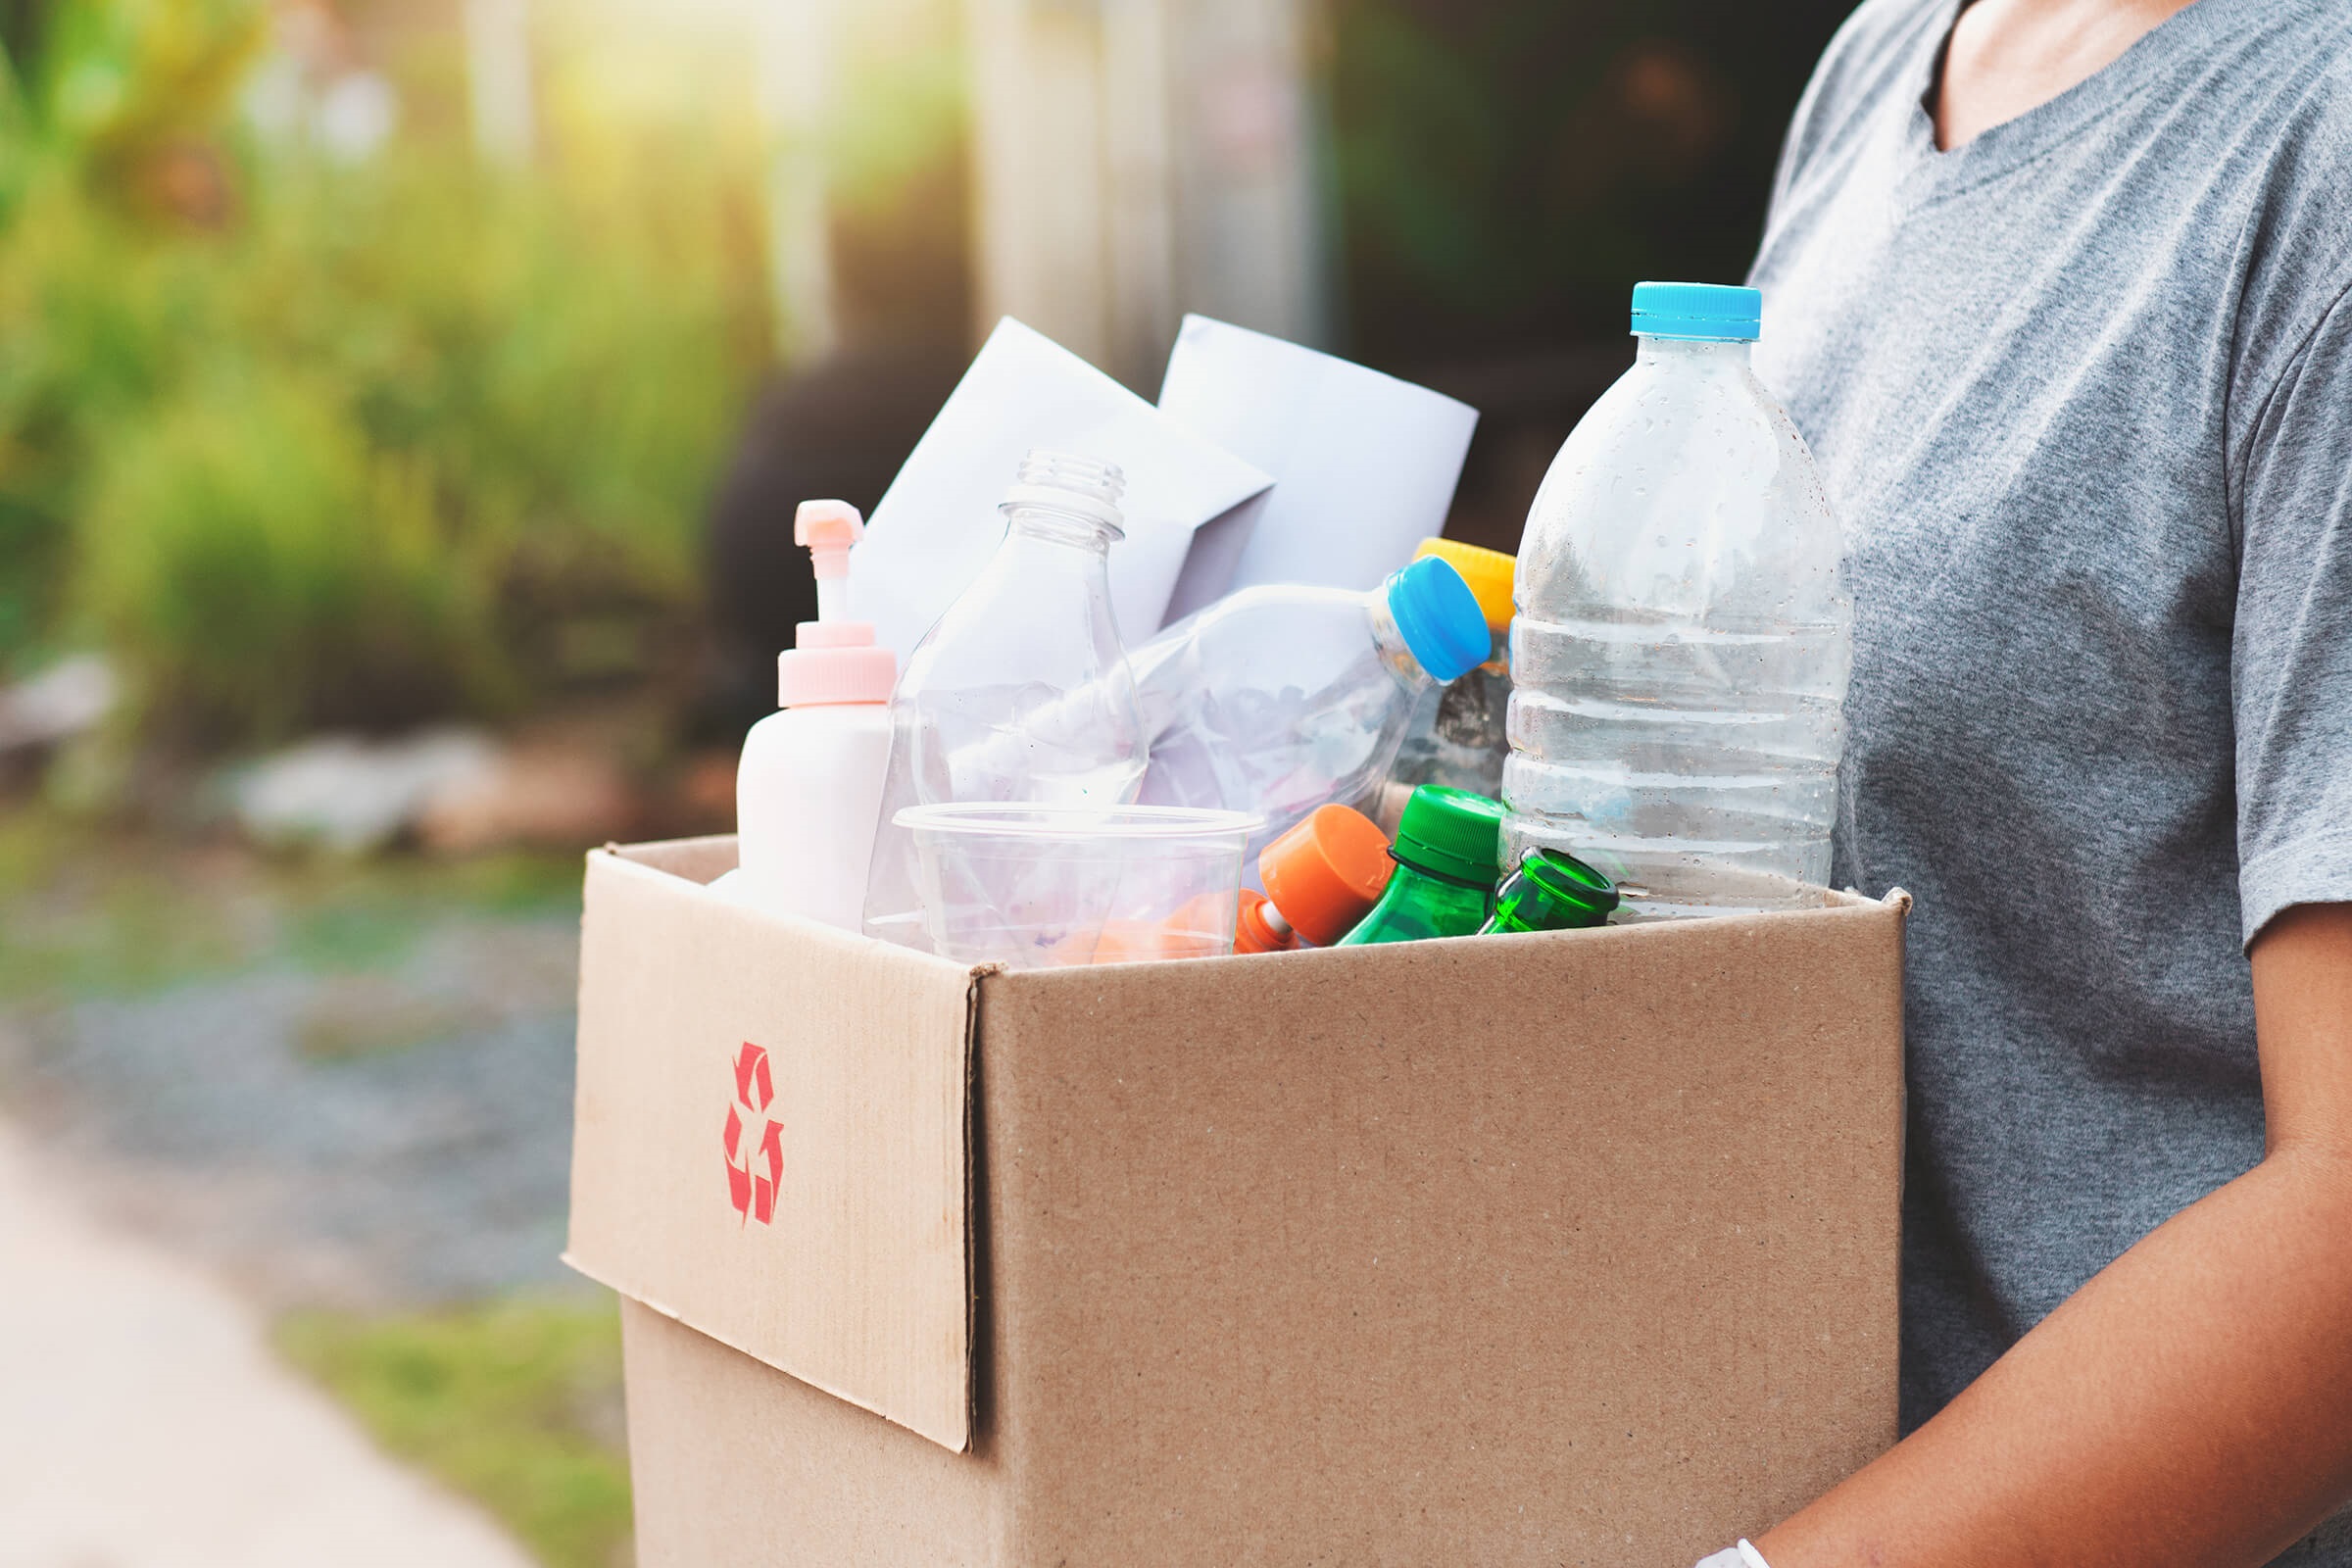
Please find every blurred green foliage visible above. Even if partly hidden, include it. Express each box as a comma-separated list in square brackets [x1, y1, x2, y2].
[277, 1298, 631, 1568]
[0, 0, 769, 745]
[79, 369, 505, 736]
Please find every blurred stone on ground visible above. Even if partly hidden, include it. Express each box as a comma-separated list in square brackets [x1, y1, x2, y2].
[221, 716, 686, 858]
[0, 654, 119, 757]
[231, 728, 502, 855]
[416, 732, 641, 855]
[0, 1117, 536, 1568]
[407, 710, 733, 853]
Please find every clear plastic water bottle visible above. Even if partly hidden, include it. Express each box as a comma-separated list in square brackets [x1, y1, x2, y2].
[1505, 281, 1851, 919]
[861, 451, 1148, 951]
[1127, 555, 1491, 858]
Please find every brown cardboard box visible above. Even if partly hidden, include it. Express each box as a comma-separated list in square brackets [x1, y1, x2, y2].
[567, 837, 1909, 1566]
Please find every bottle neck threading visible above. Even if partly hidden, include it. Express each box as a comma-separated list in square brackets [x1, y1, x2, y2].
[1367, 596, 1429, 686]
[1388, 849, 1494, 893]
[1004, 505, 1120, 555]
[1636, 335, 1754, 368]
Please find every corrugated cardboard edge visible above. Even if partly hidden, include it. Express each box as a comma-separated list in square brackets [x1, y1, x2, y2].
[960, 960, 995, 1450]
[563, 840, 986, 1454]
[1879, 886, 1913, 1216]
[562, 1257, 983, 1454]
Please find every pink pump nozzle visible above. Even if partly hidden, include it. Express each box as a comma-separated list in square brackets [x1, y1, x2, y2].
[797, 501, 863, 625]
[796, 500, 862, 578]
[778, 500, 895, 708]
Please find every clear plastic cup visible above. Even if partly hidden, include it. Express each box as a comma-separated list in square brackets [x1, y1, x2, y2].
[894, 804, 1263, 970]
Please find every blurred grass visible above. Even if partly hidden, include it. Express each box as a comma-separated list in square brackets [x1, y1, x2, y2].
[0, 805, 580, 1005]
[276, 851, 581, 972]
[275, 1297, 632, 1568]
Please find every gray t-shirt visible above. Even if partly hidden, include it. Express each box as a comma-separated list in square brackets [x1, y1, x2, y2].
[1749, 0, 2352, 1555]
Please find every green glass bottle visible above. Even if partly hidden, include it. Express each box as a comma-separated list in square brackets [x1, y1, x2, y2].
[1480, 848, 1619, 934]
[1338, 786, 1505, 946]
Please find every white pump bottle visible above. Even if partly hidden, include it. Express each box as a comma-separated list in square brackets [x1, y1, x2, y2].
[722, 501, 898, 931]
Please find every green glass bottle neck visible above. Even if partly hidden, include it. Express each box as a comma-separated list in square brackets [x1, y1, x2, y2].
[1482, 850, 1618, 934]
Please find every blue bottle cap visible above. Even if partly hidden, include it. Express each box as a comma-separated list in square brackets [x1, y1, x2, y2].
[1384, 556, 1490, 684]
[1630, 281, 1762, 343]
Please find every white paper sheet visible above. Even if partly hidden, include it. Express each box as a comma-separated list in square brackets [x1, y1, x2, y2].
[848, 318, 1274, 662]
[1155, 316, 1480, 622]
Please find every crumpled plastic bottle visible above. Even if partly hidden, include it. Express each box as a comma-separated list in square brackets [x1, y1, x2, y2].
[1126, 554, 1491, 862]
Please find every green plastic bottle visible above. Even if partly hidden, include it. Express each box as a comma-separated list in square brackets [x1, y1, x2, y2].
[1338, 786, 1504, 946]
[1480, 848, 1619, 934]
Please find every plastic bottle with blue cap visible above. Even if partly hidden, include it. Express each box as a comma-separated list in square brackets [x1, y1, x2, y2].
[1385, 536, 1520, 829]
[1122, 551, 1492, 863]
[1504, 280, 1853, 918]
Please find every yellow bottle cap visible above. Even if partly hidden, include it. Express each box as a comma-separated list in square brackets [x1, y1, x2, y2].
[1413, 538, 1516, 636]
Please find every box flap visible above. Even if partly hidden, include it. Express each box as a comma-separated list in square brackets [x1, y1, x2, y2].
[566, 841, 976, 1451]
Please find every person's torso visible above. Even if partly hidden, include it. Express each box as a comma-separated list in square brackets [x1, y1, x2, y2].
[1746, 0, 2352, 1487]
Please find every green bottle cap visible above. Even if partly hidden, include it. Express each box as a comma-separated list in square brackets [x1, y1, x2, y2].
[1486, 848, 1619, 933]
[1391, 786, 1505, 887]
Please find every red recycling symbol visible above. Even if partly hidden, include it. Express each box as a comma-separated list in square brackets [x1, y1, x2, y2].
[723, 1042, 784, 1226]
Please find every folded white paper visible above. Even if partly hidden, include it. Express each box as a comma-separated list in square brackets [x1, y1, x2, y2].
[849, 318, 1274, 662]
[1156, 316, 1480, 621]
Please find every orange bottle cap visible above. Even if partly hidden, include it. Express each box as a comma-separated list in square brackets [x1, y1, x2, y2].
[1232, 889, 1299, 956]
[1259, 804, 1396, 948]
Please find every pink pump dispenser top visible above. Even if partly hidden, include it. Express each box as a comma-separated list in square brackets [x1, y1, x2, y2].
[779, 501, 897, 709]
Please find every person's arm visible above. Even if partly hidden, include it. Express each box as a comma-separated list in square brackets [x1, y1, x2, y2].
[1749, 902, 2352, 1567]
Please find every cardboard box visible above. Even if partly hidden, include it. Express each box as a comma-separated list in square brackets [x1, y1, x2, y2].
[567, 838, 1909, 1566]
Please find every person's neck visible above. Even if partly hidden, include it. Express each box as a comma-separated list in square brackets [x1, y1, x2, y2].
[1933, 0, 2202, 150]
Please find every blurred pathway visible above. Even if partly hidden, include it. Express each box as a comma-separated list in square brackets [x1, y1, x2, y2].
[1, 916, 584, 1308]
[0, 1120, 535, 1568]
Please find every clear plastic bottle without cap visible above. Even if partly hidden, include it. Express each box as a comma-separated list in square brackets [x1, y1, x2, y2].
[718, 502, 899, 930]
[1505, 280, 1852, 919]
[1126, 553, 1490, 862]
[861, 450, 1148, 952]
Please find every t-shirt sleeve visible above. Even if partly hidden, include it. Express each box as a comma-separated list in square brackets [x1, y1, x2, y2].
[2231, 279, 2352, 946]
